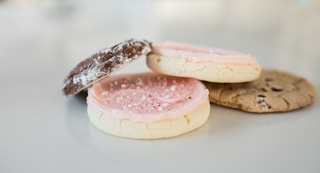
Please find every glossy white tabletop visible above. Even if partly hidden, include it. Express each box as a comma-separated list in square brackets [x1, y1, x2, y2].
[1, 0, 319, 173]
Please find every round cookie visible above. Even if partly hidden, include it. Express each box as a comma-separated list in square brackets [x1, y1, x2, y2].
[62, 39, 211, 139]
[87, 73, 210, 139]
[147, 41, 261, 83]
[203, 69, 316, 113]
[62, 39, 152, 96]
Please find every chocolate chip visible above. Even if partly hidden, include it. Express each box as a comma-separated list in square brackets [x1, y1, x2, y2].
[260, 88, 268, 92]
[265, 77, 273, 82]
[257, 94, 266, 98]
[271, 87, 283, 92]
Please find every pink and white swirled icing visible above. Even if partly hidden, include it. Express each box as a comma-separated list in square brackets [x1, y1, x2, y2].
[87, 72, 208, 123]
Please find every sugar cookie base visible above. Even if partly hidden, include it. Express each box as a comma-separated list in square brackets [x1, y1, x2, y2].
[147, 54, 261, 83]
[87, 101, 210, 139]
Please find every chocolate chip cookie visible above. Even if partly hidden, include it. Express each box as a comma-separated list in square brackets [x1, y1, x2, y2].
[203, 69, 316, 113]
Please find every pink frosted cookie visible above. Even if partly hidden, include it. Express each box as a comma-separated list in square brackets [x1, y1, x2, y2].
[62, 39, 210, 139]
[147, 41, 262, 83]
[87, 72, 210, 139]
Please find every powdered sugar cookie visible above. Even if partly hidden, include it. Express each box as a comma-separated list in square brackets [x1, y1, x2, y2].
[62, 39, 152, 96]
[203, 69, 316, 113]
[147, 41, 261, 83]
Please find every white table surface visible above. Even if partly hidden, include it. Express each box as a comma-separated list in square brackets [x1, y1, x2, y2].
[1, 0, 320, 173]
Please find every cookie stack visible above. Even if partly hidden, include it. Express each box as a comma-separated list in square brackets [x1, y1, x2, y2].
[62, 39, 316, 139]
[147, 41, 316, 113]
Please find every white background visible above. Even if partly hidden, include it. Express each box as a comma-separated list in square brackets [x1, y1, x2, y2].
[1, 0, 319, 173]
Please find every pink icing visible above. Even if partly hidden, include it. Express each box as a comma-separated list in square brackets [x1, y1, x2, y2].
[87, 72, 208, 123]
[152, 41, 258, 64]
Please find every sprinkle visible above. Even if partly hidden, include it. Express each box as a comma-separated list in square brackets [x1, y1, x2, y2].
[121, 84, 127, 88]
[161, 103, 169, 107]
[170, 85, 176, 91]
[101, 91, 108, 95]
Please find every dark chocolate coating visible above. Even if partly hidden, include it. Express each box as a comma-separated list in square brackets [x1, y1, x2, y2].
[62, 39, 152, 96]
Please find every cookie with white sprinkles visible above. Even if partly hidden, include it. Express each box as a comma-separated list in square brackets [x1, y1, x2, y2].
[62, 39, 211, 139]
[62, 39, 152, 95]
[87, 72, 210, 139]
[203, 69, 316, 113]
